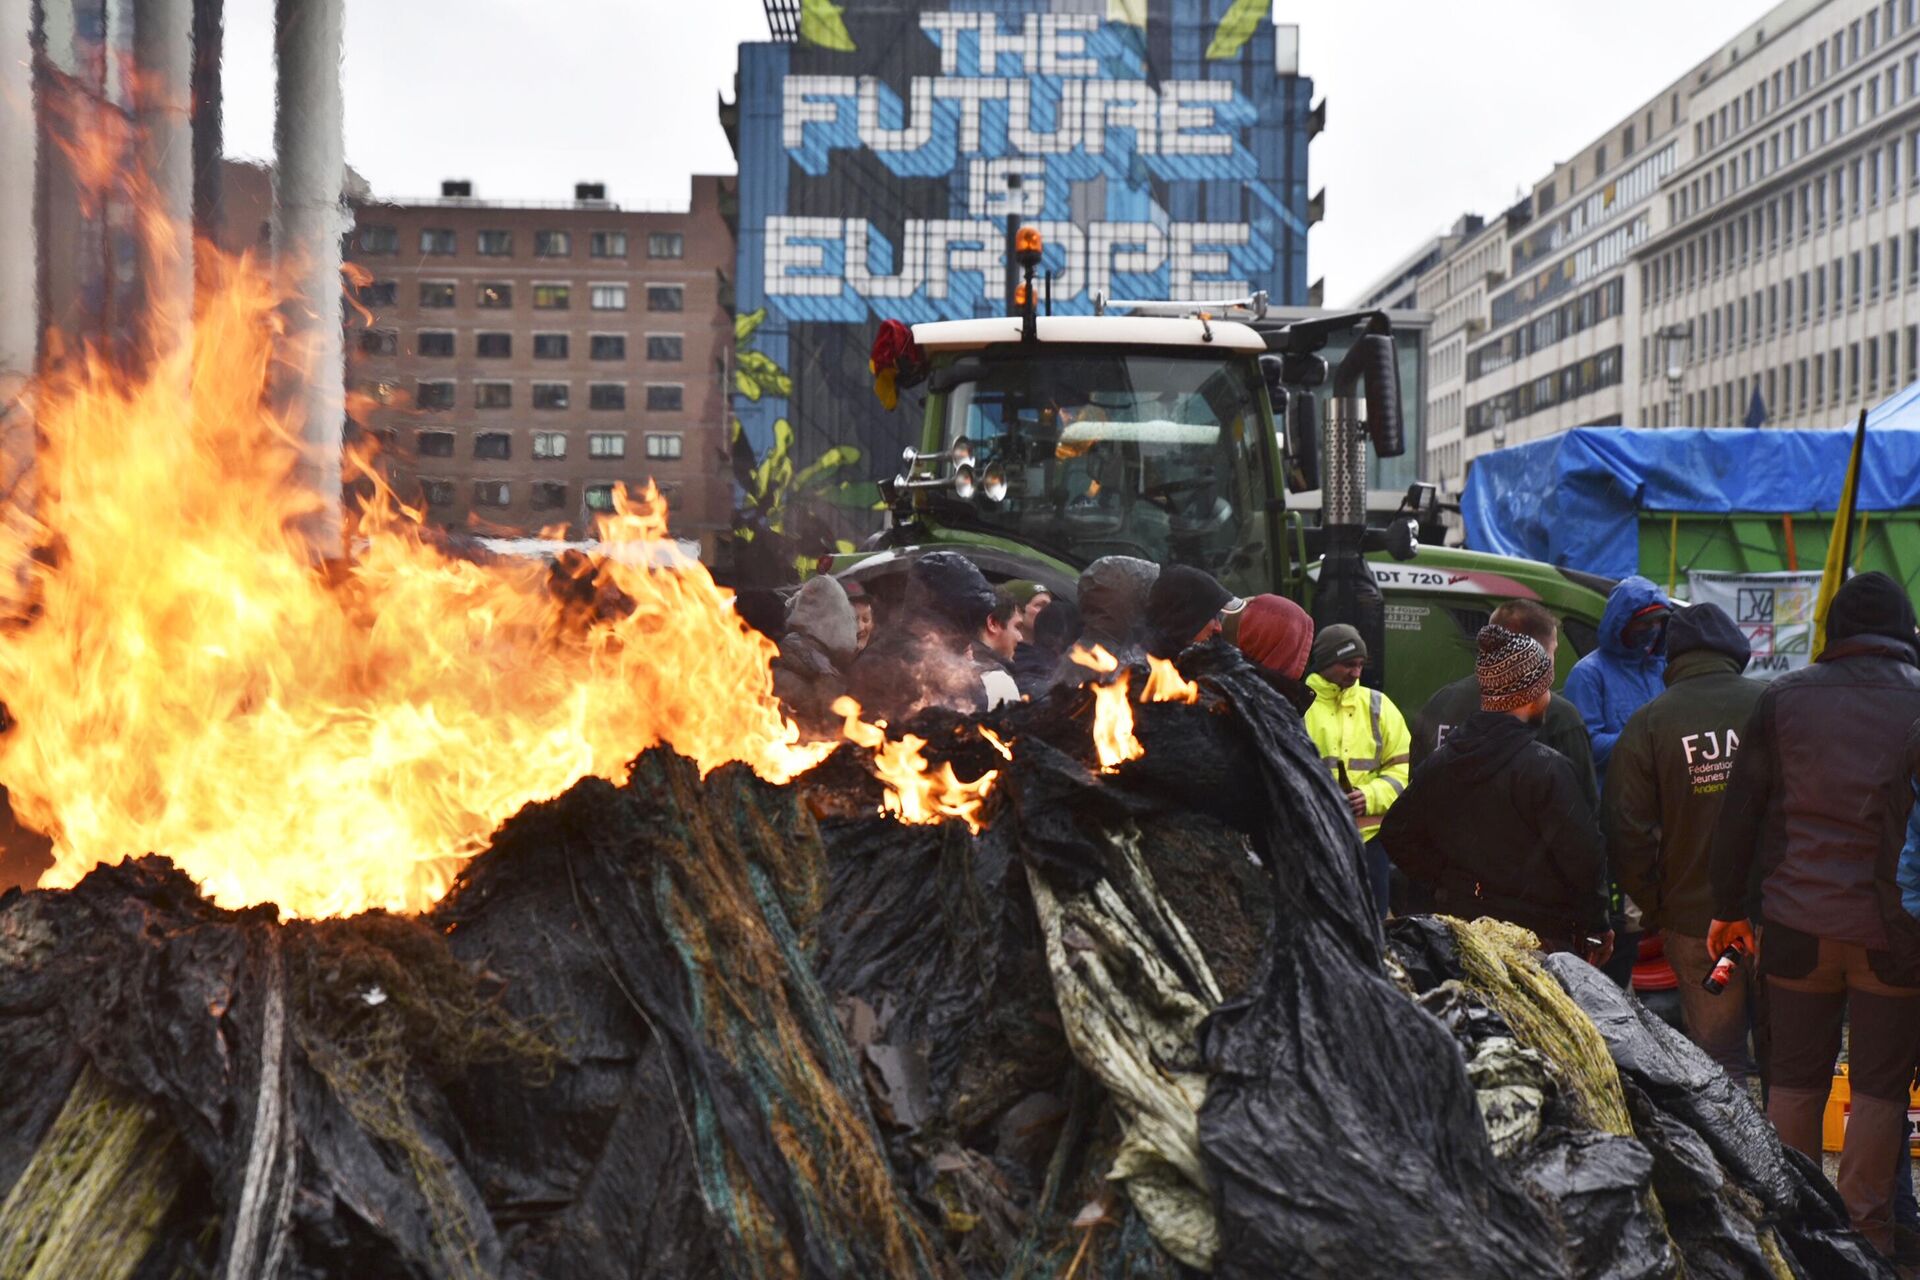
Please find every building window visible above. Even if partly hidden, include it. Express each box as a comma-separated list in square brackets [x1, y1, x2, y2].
[477, 229, 513, 256]
[415, 380, 455, 410]
[590, 334, 627, 361]
[357, 224, 399, 255]
[473, 480, 512, 508]
[417, 330, 455, 358]
[648, 232, 684, 259]
[419, 281, 456, 308]
[645, 384, 683, 412]
[588, 432, 626, 459]
[533, 332, 569, 359]
[645, 432, 684, 460]
[646, 335, 682, 362]
[591, 231, 628, 258]
[420, 228, 456, 255]
[585, 484, 616, 513]
[422, 479, 457, 507]
[589, 383, 627, 410]
[474, 432, 512, 461]
[475, 382, 513, 409]
[590, 283, 628, 311]
[476, 331, 512, 359]
[531, 482, 568, 511]
[532, 431, 568, 459]
[533, 383, 570, 410]
[533, 283, 571, 310]
[646, 285, 683, 312]
[358, 329, 398, 356]
[534, 230, 572, 258]
[478, 282, 513, 309]
[417, 430, 455, 458]
[357, 280, 398, 307]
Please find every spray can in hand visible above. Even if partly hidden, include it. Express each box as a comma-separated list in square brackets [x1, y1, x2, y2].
[1702, 942, 1747, 995]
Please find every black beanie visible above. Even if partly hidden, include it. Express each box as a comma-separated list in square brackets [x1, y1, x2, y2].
[1665, 602, 1751, 667]
[1144, 565, 1239, 659]
[1827, 571, 1918, 644]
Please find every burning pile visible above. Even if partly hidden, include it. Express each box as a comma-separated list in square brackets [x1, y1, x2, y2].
[0, 642, 1896, 1279]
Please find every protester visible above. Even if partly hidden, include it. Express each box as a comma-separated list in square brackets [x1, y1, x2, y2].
[1235, 594, 1314, 713]
[1708, 571, 1920, 1258]
[1054, 556, 1159, 687]
[1303, 623, 1410, 916]
[770, 576, 859, 738]
[1144, 565, 1246, 660]
[844, 580, 876, 654]
[848, 551, 996, 724]
[974, 588, 1023, 709]
[1013, 599, 1081, 699]
[1410, 599, 1597, 808]
[1381, 624, 1612, 961]
[1002, 580, 1053, 642]
[1564, 575, 1672, 787]
[1604, 603, 1764, 1083]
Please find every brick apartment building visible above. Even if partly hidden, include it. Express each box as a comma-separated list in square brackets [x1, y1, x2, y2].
[343, 177, 735, 554]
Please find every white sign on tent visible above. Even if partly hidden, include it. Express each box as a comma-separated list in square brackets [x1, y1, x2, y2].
[1685, 570, 1824, 680]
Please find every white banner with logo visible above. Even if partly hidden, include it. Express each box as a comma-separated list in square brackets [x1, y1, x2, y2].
[1684, 570, 1824, 680]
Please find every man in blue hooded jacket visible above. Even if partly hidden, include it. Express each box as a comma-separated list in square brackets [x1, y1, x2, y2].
[1564, 575, 1672, 789]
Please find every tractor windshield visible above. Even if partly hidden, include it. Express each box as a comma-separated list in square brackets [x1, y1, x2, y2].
[938, 349, 1271, 582]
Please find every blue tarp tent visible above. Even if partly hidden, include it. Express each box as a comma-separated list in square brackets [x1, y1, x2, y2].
[1461, 382, 1920, 578]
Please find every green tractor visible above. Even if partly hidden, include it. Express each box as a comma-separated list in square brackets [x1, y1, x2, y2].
[828, 275, 1609, 711]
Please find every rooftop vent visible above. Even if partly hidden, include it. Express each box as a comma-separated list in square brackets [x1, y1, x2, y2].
[441, 179, 472, 198]
[575, 182, 606, 201]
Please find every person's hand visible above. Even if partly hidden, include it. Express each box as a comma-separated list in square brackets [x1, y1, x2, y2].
[1583, 929, 1616, 968]
[1708, 918, 1756, 961]
[1346, 789, 1367, 819]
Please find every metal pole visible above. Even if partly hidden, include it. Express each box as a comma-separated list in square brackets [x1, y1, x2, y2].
[271, 0, 346, 556]
[0, 0, 38, 511]
[132, 0, 195, 360]
[189, 0, 222, 267]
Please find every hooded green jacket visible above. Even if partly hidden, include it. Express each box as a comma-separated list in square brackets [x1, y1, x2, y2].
[1603, 649, 1766, 936]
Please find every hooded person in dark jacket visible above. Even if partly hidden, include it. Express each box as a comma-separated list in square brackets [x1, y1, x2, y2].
[1708, 571, 1920, 1256]
[1605, 603, 1764, 1082]
[1013, 599, 1081, 698]
[1054, 555, 1159, 687]
[848, 551, 996, 724]
[770, 576, 859, 738]
[1564, 574, 1672, 788]
[1410, 598, 1598, 808]
[1381, 624, 1612, 960]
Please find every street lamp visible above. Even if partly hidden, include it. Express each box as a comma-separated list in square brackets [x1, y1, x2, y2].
[1655, 323, 1693, 427]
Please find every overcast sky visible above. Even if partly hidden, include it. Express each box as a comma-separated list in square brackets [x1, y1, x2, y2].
[221, 0, 1770, 303]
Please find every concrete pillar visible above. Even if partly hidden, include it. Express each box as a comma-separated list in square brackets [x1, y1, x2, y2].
[271, 0, 345, 556]
[0, 0, 38, 510]
[132, 0, 195, 359]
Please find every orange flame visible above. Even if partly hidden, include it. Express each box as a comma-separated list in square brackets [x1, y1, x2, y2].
[832, 698, 998, 833]
[0, 247, 835, 917]
[1071, 646, 1142, 772]
[1142, 656, 1199, 704]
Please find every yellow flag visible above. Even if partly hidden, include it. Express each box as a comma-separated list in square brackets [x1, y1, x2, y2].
[799, 0, 856, 51]
[1813, 408, 1868, 656]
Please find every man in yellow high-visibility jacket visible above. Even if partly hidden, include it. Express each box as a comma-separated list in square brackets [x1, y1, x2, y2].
[1304, 624, 1410, 917]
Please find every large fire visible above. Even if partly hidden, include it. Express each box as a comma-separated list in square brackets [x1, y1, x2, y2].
[0, 248, 846, 916]
[0, 207, 1206, 916]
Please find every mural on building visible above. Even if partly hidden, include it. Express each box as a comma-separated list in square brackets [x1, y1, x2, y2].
[729, 0, 1315, 549]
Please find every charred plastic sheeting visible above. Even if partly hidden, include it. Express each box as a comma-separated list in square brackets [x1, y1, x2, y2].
[0, 642, 1897, 1278]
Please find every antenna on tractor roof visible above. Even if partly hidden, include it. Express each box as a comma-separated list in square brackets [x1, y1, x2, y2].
[1093, 290, 1269, 320]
